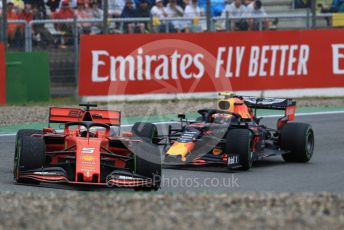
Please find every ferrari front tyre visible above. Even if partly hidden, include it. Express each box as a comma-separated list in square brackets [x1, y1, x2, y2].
[280, 122, 314, 163]
[14, 136, 45, 184]
[225, 129, 253, 171]
[14, 129, 43, 153]
[132, 140, 162, 191]
[13, 129, 43, 182]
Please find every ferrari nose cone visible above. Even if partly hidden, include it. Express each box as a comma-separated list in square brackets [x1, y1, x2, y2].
[76, 139, 101, 182]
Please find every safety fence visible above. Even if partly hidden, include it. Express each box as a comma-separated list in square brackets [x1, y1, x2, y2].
[3, 13, 337, 52]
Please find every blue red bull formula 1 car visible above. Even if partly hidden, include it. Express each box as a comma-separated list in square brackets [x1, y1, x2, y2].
[163, 92, 315, 170]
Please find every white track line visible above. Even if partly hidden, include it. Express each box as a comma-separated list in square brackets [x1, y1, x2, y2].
[121, 121, 179, 127]
[0, 133, 16, 137]
[1, 110, 344, 137]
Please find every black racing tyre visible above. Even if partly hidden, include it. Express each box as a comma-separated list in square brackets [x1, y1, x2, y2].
[280, 122, 314, 163]
[15, 129, 43, 150]
[132, 140, 162, 191]
[16, 129, 43, 137]
[14, 129, 43, 182]
[14, 136, 45, 184]
[225, 129, 253, 171]
[132, 122, 158, 144]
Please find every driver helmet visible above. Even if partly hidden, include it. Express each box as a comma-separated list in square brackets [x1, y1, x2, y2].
[79, 126, 97, 137]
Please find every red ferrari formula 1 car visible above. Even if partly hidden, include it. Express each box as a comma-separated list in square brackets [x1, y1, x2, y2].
[13, 104, 161, 191]
[163, 92, 315, 170]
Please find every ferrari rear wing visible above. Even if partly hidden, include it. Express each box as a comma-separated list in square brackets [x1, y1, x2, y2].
[49, 107, 121, 126]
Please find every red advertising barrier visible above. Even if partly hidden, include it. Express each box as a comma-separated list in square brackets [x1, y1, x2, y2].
[0, 43, 5, 104]
[79, 30, 344, 96]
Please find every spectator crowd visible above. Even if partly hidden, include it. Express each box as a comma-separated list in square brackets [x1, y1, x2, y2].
[1, 0, 344, 45]
[0, 0, 272, 42]
[119, 0, 269, 32]
[0, 0, 279, 47]
[2, 0, 105, 47]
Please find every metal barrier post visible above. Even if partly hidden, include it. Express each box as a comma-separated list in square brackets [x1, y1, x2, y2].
[73, 17, 79, 96]
[2, 0, 7, 46]
[24, 22, 28, 52]
[103, 0, 108, 34]
[311, 0, 316, 28]
[206, 0, 211, 32]
[120, 21, 123, 32]
[149, 15, 153, 33]
[0, 17, 3, 42]
[166, 20, 169, 33]
[25, 22, 32, 52]
[211, 17, 215, 32]
[225, 12, 229, 32]
[306, 8, 310, 29]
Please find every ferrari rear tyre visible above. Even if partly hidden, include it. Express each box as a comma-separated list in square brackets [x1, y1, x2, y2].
[131, 122, 161, 191]
[280, 122, 314, 163]
[132, 141, 162, 191]
[225, 129, 253, 171]
[132, 122, 158, 144]
[14, 135, 45, 184]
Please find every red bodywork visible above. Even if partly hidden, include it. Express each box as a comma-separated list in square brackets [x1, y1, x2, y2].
[18, 107, 151, 187]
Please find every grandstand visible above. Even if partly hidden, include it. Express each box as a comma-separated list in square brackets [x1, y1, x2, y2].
[262, 0, 328, 29]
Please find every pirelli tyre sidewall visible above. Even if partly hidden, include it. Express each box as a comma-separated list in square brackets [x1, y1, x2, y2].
[225, 129, 253, 171]
[280, 122, 315, 163]
[14, 130, 45, 184]
[13, 129, 43, 182]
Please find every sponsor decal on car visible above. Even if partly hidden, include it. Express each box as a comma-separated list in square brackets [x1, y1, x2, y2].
[227, 155, 239, 165]
[68, 109, 83, 118]
[81, 147, 95, 154]
[81, 155, 95, 161]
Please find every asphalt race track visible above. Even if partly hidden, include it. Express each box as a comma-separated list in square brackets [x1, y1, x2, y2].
[1, 112, 344, 192]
